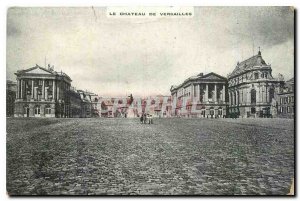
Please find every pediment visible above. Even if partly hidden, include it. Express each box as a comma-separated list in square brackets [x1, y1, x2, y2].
[202, 73, 226, 81]
[25, 67, 53, 75]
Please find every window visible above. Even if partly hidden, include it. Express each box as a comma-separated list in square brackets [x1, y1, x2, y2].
[241, 90, 243, 103]
[287, 106, 290, 113]
[254, 73, 259, 80]
[233, 92, 236, 105]
[251, 89, 256, 104]
[34, 106, 40, 115]
[251, 107, 256, 114]
[218, 109, 222, 115]
[200, 86, 204, 99]
[38, 80, 43, 85]
[48, 80, 53, 86]
[269, 88, 275, 101]
[45, 107, 51, 114]
[208, 85, 213, 99]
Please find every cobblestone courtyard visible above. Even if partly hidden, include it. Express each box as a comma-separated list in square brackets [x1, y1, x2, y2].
[6, 118, 294, 195]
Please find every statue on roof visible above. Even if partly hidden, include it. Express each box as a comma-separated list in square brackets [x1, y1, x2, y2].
[277, 73, 284, 81]
[258, 46, 261, 55]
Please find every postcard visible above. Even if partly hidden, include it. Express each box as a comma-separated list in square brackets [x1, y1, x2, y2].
[6, 6, 295, 195]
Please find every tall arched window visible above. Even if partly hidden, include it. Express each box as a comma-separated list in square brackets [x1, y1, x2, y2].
[45, 105, 51, 115]
[233, 92, 236, 105]
[34, 106, 40, 115]
[269, 88, 275, 101]
[251, 89, 256, 104]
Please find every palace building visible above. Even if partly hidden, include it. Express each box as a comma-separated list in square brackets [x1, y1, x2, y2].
[14, 64, 72, 117]
[276, 77, 294, 119]
[170, 72, 228, 118]
[227, 50, 284, 118]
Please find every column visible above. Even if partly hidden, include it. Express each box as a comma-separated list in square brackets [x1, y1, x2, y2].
[260, 85, 263, 103]
[229, 92, 231, 106]
[34, 87, 37, 100]
[16, 79, 19, 99]
[57, 81, 60, 100]
[42, 79, 45, 100]
[247, 88, 251, 104]
[191, 84, 194, 100]
[205, 84, 209, 102]
[236, 91, 238, 105]
[257, 86, 260, 103]
[31, 80, 34, 99]
[262, 86, 265, 103]
[20, 79, 23, 99]
[266, 85, 269, 103]
[197, 84, 201, 102]
[16, 79, 20, 99]
[214, 84, 217, 103]
[53, 80, 56, 101]
[223, 84, 226, 102]
[45, 87, 48, 101]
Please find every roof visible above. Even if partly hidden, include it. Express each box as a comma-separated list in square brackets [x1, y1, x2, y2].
[77, 90, 98, 96]
[170, 72, 227, 92]
[6, 80, 16, 85]
[286, 77, 294, 83]
[15, 64, 72, 81]
[228, 51, 270, 78]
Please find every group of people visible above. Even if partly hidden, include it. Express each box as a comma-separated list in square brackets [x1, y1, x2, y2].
[140, 113, 153, 124]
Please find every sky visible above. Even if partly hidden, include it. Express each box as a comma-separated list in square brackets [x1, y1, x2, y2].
[7, 7, 294, 97]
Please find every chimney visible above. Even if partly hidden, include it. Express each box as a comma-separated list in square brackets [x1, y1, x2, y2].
[198, 73, 204, 77]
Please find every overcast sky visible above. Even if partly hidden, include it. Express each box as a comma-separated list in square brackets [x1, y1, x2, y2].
[7, 7, 294, 97]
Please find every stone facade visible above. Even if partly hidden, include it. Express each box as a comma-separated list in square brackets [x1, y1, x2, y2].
[276, 78, 294, 119]
[68, 87, 82, 118]
[170, 72, 228, 118]
[228, 51, 284, 118]
[77, 90, 99, 118]
[14, 64, 72, 118]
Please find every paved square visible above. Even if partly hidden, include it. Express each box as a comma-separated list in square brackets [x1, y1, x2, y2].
[7, 118, 294, 195]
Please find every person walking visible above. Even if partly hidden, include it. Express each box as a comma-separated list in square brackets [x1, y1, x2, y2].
[148, 114, 153, 124]
[140, 114, 144, 124]
[143, 113, 147, 124]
